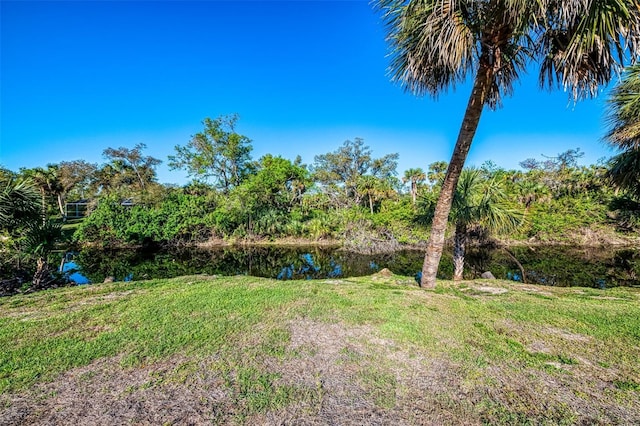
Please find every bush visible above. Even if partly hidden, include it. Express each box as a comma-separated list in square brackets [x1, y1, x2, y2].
[74, 192, 217, 246]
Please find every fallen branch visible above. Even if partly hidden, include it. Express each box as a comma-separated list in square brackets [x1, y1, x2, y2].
[501, 247, 527, 284]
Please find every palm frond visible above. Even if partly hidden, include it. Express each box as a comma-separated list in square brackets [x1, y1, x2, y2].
[604, 64, 640, 150]
[0, 178, 41, 229]
[23, 219, 63, 258]
[607, 148, 640, 199]
[539, 0, 640, 101]
[451, 168, 523, 232]
[378, 0, 476, 96]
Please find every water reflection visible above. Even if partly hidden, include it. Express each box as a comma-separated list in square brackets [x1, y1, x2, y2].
[61, 245, 639, 288]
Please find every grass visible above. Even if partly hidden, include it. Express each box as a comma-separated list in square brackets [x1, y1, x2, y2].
[1, 274, 639, 424]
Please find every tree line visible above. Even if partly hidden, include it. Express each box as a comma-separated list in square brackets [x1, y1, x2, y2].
[0, 0, 640, 287]
[2, 110, 639, 293]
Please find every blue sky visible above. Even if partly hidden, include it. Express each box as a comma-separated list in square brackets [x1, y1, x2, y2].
[1, 0, 620, 185]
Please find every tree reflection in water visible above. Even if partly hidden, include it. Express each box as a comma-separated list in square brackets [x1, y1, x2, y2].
[65, 245, 639, 288]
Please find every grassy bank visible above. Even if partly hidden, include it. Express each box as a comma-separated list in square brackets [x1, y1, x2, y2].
[1, 275, 639, 424]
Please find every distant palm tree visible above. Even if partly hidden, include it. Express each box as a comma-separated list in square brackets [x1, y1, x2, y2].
[516, 178, 549, 213]
[376, 0, 640, 288]
[605, 64, 640, 200]
[356, 175, 394, 214]
[450, 169, 521, 281]
[403, 168, 426, 204]
[21, 166, 63, 222]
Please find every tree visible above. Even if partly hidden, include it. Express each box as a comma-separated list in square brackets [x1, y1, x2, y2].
[0, 177, 62, 289]
[426, 161, 447, 187]
[376, 0, 640, 288]
[605, 64, 640, 199]
[356, 175, 395, 214]
[520, 158, 542, 171]
[448, 170, 520, 281]
[168, 115, 253, 192]
[90, 163, 119, 195]
[403, 168, 426, 204]
[24, 161, 98, 221]
[0, 178, 41, 230]
[313, 138, 399, 206]
[23, 219, 63, 290]
[607, 149, 640, 200]
[240, 155, 309, 211]
[103, 143, 161, 191]
[57, 160, 97, 201]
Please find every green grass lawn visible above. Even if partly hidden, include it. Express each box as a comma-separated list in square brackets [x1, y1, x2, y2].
[1, 274, 639, 424]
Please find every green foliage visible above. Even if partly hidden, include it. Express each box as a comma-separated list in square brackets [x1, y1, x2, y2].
[168, 114, 253, 192]
[608, 149, 640, 200]
[70, 147, 637, 248]
[605, 64, 640, 151]
[239, 154, 308, 211]
[74, 191, 217, 246]
[604, 64, 640, 200]
[313, 138, 399, 209]
[100, 143, 162, 193]
[22, 220, 63, 259]
[0, 178, 41, 230]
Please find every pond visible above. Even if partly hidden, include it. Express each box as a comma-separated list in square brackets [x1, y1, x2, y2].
[61, 245, 640, 288]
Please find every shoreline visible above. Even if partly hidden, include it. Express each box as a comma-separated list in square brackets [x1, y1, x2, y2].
[75, 231, 640, 252]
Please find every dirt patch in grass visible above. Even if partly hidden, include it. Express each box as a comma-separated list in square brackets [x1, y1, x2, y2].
[2, 318, 639, 425]
[0, 355, 232, 425]
[545, 327, 592, 343]
[462, 285, 509, 295]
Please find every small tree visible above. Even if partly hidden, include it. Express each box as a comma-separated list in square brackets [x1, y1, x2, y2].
[20, 166, 60, 221]
[403, 167, 426, 204]
[0, 177, 62, 289]
[168, 114, 253, 193]
[449, 170, 521, 280]
[313, 138, 399, 206]
[23, 219, 63, 290]
[426, 161, 447, 187]
[0, 178, 41, 229]
[102, 143, 162, 192]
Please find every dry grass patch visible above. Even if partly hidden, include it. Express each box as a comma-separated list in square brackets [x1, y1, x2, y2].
[1, 275, 639, 425]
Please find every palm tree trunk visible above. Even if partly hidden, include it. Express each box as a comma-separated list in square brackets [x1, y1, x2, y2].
[452, 222, 467, 281]
[56, 193, 66, 221]
[369, 193, 374, 214]
[411, 181, 417, 204]
[420, 63, 494, 288]
[32, 257, 52, 290]
[39, 189, 47, 225]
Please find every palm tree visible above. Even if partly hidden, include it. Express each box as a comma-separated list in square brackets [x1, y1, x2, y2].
[376, 0, 640, 288]
[449, 169, 521, 281]
[516, 178, 549, 213]
[23, 219, 63, 290]
[21, 166, 60, 222]
[605, 64, 640, 199]
[607, 149, 640, 199]
[1, 178, 62, 287]
[427, 161, 447, 188]
[403, 168, 426, 204]
[0, 178, 41, 230]
[356, 175, 394, 214]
